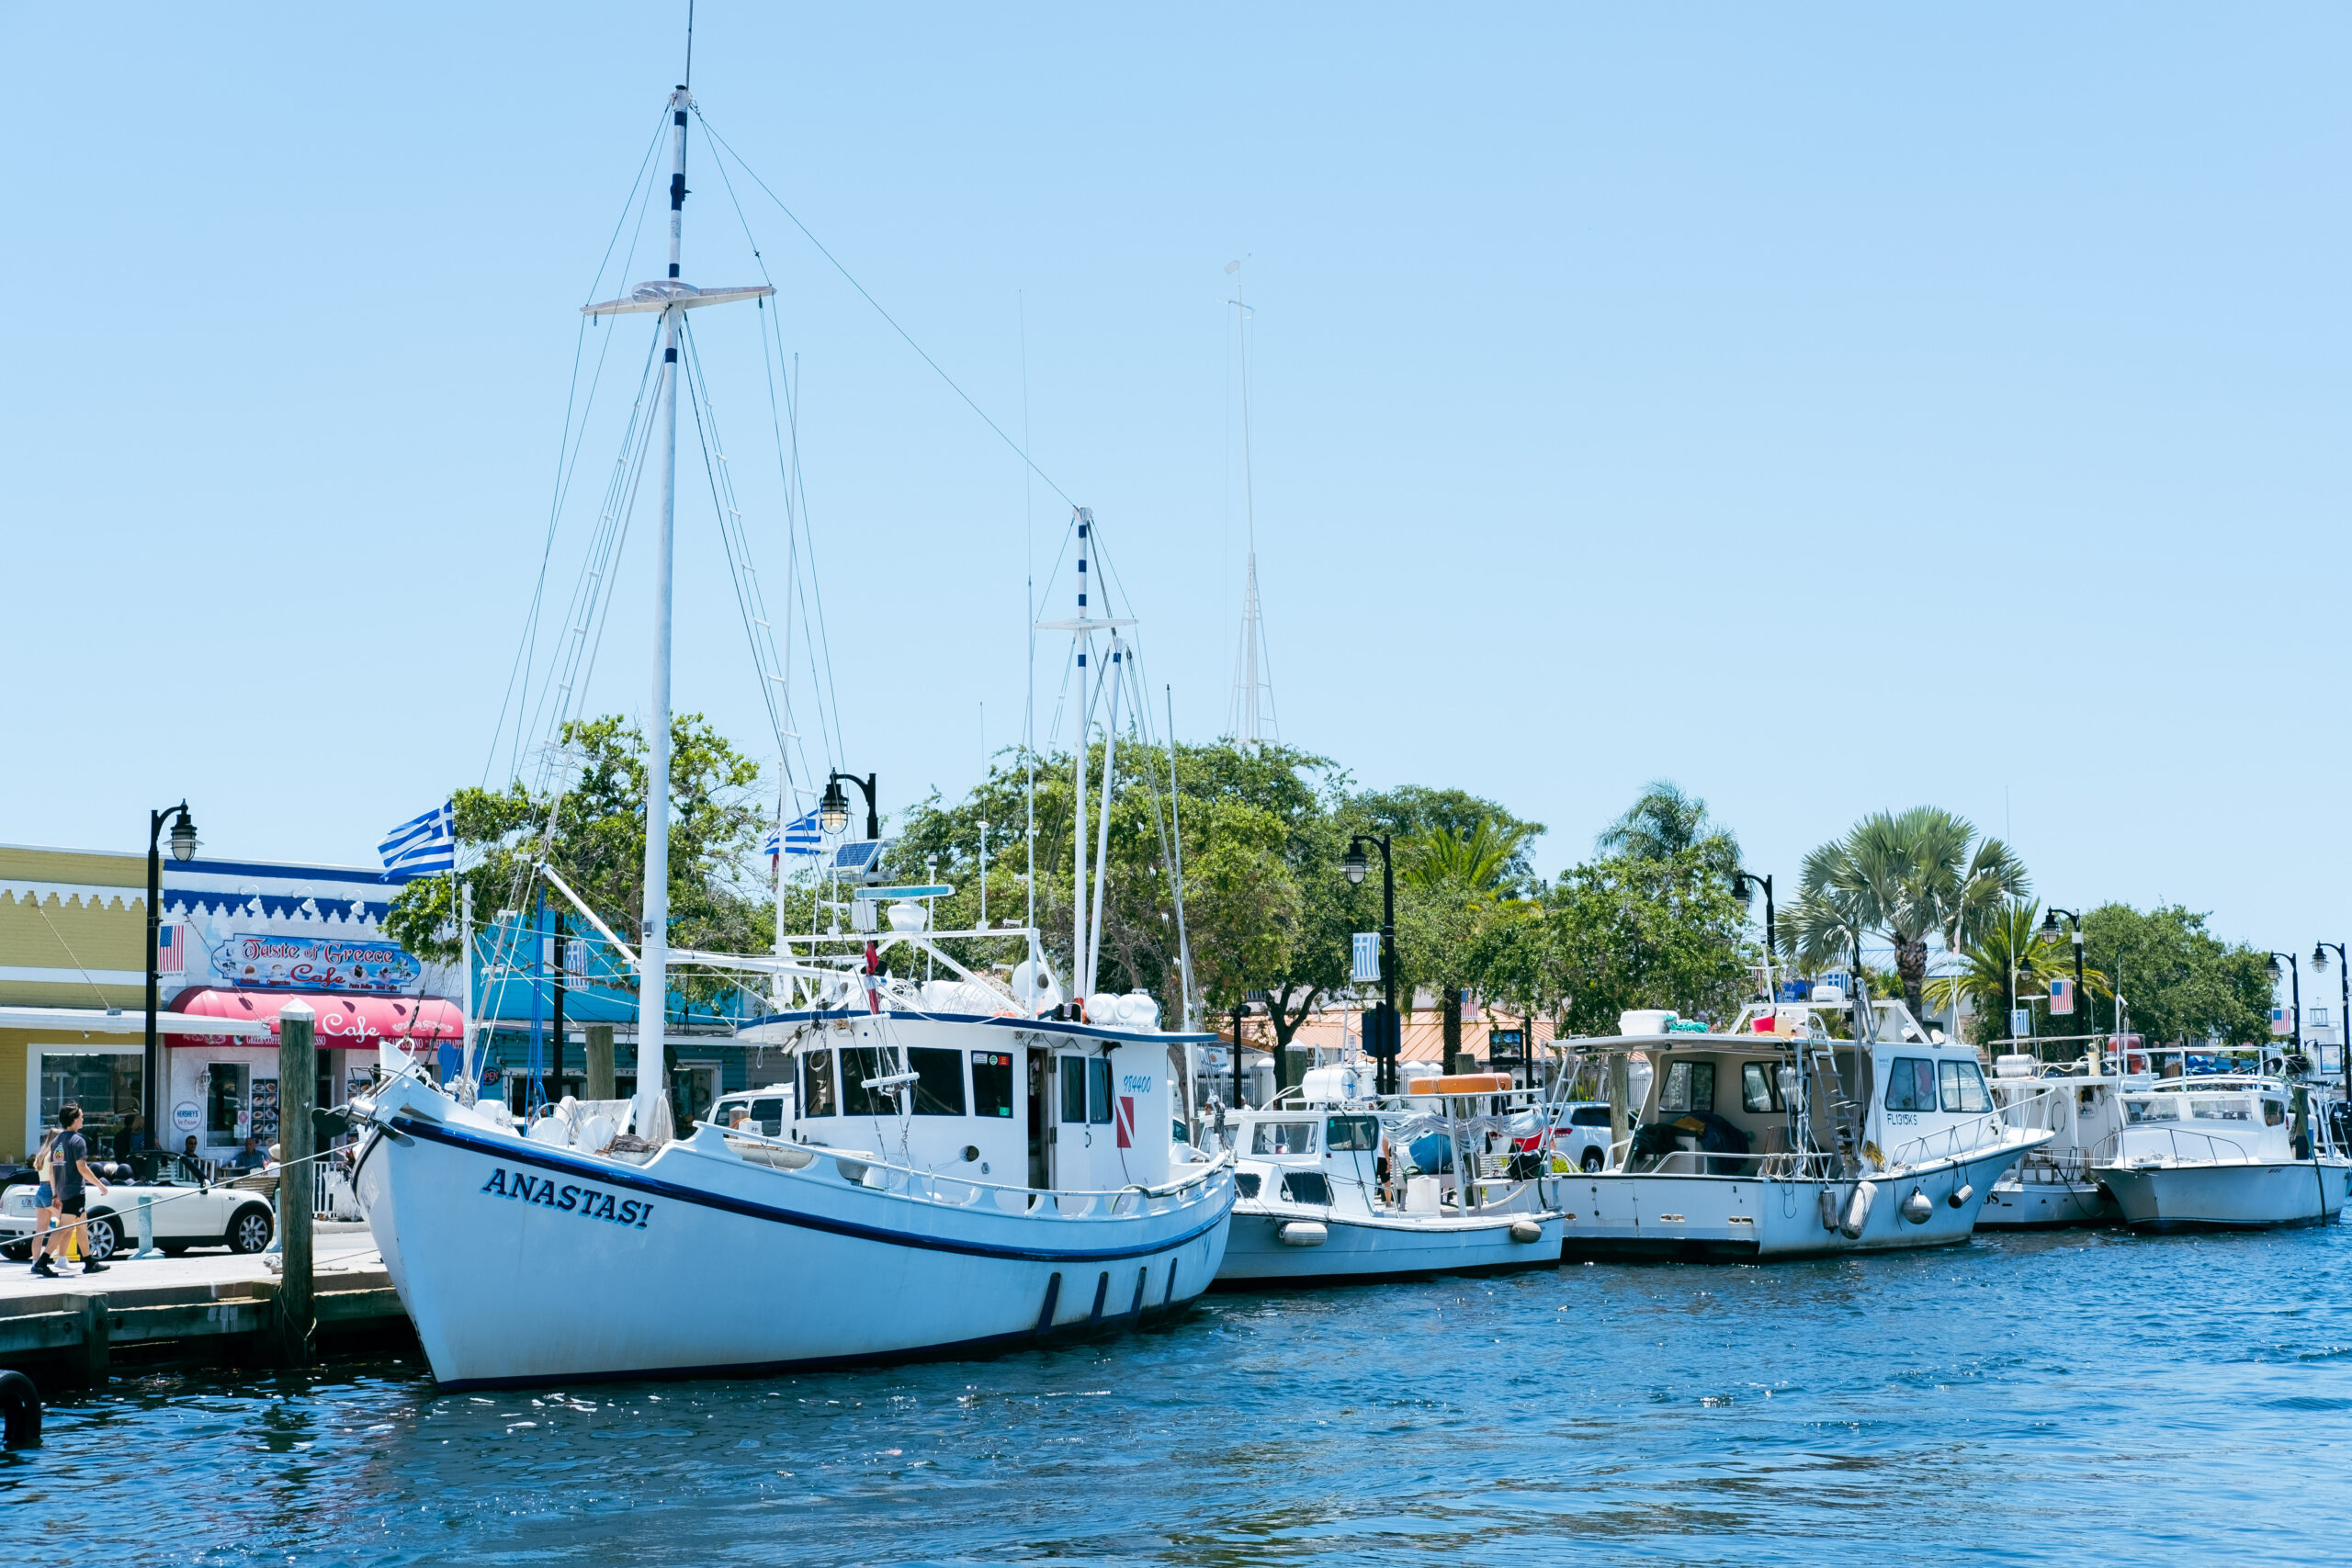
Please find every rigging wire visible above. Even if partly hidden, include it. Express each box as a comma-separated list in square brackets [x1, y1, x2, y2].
[694, 107, 1076, 510]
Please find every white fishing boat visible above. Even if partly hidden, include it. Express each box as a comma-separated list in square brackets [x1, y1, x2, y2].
[352, 75, 1232, 1388]
[1546, 989, 2049, 1260]
[1214, 1068, 1560, 1285]
[2091, 1064, 2350, 1231]
[1976, 1048, 2127, 1230]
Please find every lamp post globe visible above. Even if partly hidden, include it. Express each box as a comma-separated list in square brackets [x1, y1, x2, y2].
[819, 779, 849, 836]
[2313, 942, 2330, 973]
[168, 808, 198, 863]
[1341, 846, 1367, 886]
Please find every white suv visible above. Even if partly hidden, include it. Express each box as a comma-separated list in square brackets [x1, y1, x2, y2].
[0, 1156, 276, 1261]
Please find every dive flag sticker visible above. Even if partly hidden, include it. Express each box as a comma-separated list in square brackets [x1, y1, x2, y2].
[1115, 1094, 1136, 1149]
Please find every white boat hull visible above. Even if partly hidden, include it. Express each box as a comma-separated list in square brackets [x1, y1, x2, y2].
[1545, 1137, 2039, 1260]
[2095, 1157, 2351, 1232]
[356, 1101, 1233, 1389]
[1215, 1203, 1562, 1285]
[1977, 1176, 2120, 1229]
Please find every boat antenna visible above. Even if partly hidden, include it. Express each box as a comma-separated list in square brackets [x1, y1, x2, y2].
[1225, 260, 1277, 747]
[683, 0, 695, 90]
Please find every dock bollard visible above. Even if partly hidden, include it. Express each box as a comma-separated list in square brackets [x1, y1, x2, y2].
[132, 1192, 159, 1259]
[0, 1369, 40, 1446]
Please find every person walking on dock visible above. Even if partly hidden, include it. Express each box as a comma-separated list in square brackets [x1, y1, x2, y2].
[26, 1128, 59, 1276]
[41, 1105, 110, 1278]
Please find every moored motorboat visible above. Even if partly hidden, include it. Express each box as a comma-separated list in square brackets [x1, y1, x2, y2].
[1213, 1074, 1560, 1286]
[1546, 988, 2048, 1260]
[1977, 1049, 2126, 1230]
[2091, 1066, 2349, 1232]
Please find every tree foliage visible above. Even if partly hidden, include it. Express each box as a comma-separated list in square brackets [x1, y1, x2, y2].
[2078, 903, 2273, 1046]
[1594, 780, 1739, 878]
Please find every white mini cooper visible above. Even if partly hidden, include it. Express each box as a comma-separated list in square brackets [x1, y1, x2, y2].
[0, 1156, 276, 1261]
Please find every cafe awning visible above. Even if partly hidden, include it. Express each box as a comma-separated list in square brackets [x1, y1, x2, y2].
[167, 987, 463, 1049]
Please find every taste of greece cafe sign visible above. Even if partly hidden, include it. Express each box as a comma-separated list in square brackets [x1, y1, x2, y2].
[208, 931, 422, 993]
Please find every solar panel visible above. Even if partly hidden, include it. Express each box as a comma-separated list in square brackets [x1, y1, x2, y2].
[833, 840, 894, 879]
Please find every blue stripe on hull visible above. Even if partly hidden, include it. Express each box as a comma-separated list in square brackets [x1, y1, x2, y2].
[388, 1114, 1231, 1265]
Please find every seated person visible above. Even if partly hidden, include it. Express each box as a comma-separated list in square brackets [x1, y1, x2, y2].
[232, 1136, 267, 1170]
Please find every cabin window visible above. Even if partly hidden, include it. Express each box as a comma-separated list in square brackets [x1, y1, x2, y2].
[1326, 1115, 1380, 1152]
[1658, 1061, 1715, 1114]
[1059, 1056, 1088, 1122]
[748, 1097, 785, 1135]
[910, 1048, 967, 1116]
[1251, 1121, 1317, 1156]
[1281, 1171, 1333, 1205]
[798, 1049, 837, 1119]
[1234, 1171, 1261, 1200]
[1938, 1060, 1992, 1114]
[2188, 1097, 2251, 1122]
[1884, 1058, 1939, 1112]
[1741, 1062, 1783, 1114]
[1089, 1058, 1114, 1124]
[2125, 1098, 2179, 1123]
[2264, 1099, 2286, 1127]
[843, 1046, 899, 1117]
[970, 1053, 1015, 1118]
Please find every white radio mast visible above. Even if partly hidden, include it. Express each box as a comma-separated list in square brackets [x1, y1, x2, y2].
[1225, 260, 1277, 747]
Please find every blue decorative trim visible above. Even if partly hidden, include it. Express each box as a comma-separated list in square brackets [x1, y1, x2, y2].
[390, 1115, 1231, 1264]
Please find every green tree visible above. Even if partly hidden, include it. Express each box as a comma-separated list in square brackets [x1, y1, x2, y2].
[2078, 903, 2273, 1046]
[383, 713, 768, 1012]
[1396, 816, 1542, 1072]
[1781, 807, 2028, 1021]
[1541, 851, 1754, 1035]
[1928, 899, 2110, 1046]
[1594, 780, 1740, 877]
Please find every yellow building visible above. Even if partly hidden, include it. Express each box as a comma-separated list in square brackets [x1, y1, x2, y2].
[0, 843, 266, 1162]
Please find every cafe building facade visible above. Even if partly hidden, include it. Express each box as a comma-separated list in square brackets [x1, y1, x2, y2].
[0, 840, 457, 1164]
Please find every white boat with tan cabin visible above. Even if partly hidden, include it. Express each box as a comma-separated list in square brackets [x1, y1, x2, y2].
[1213, 1065, 1561, 1285]
[1545, 989, 2049, 1260]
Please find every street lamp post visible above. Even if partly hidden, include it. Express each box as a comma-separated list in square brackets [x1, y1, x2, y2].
[2266, 952, 2301, 1066]
[1732, 870, 1776, 998]
[145, 802, 198, 1155]
[1343, 834, 1399, 1096]
[2313, 942, 2349, 1100]
[820, 773, 880, 841]
[2041, 908, 2086, 1053]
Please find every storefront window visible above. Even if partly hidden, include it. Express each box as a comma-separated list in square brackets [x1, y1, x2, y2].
[207, 1063, 251, 1138]
[39, 1053, 142, 1147]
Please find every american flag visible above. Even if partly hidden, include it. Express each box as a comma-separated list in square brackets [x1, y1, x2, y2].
[156, 922, 186, 975]
[379, 800, 458, 876]
[764, 808, 824, 866]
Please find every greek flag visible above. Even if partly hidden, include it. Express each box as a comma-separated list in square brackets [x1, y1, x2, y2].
[379, 801, 457, 876]
[1351, 931, 1382, 985]
[764, 808, 824, 862]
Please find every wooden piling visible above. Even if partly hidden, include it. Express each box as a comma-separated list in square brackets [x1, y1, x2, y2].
[75, 1293, 108, 1386]
[586, 1023, 616, 1100]
[275, 998, 315, 1365]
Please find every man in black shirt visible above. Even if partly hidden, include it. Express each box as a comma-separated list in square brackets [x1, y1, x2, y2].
[38, 1104, 111, 1278]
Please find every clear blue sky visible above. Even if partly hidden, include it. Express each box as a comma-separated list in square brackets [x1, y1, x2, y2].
[4, 5, 2344, 955]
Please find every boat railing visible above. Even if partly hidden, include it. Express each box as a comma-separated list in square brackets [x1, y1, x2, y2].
[1629, 1147, 1843, 1179]
[2090, 1124, 2255, 1168]
[1883, 1110, 2023, 1171]
[707, 1121, 1231, 1217]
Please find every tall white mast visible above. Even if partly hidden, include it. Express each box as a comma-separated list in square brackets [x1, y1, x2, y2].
[1226, 263, 1275, 746]
[581, 84, 770, 1134]
[1036, 507, 1134, 1011]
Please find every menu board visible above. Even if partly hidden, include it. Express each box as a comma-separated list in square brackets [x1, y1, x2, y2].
[250, 1077, 280, 1143]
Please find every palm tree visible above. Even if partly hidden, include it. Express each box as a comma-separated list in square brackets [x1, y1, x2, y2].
[1594, 781, 1739, 876]
[1402, 817, 1537, 1072]
[1926, 899, 2109, 1044]
[1778, 807, 2029, 1022]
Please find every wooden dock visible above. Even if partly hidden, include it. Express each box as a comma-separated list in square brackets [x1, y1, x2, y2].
[0, 1233, 410, 1387]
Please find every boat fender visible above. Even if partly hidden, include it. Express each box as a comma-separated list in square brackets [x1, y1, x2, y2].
[1900, 1187, 1933, 1225]
[1818, 1186, 1840, 1232]
[1947, 1182, 1973, 1209]
[1509, 1219, 1544, 1244]
[1277, 1221, 1328, 1247]
[1839, 1180, 1876, 1239]
[0, 1369, 39, 1448]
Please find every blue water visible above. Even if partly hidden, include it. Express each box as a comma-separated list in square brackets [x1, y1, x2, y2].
[6, 1226, 2350, 1564]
